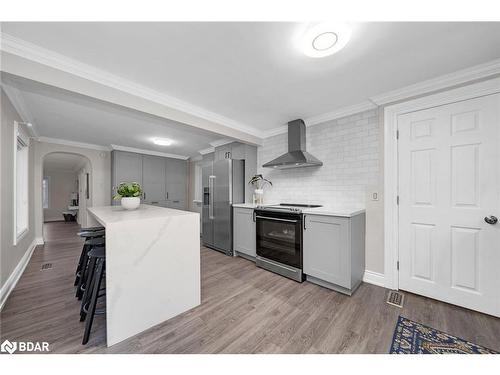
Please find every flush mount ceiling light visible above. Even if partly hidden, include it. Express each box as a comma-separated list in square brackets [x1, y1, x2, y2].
[153, 138, 173, 146]
[300, 23, 351, 58]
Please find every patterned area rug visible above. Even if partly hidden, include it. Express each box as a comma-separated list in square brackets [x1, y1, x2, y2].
[390, 316, 498, 354]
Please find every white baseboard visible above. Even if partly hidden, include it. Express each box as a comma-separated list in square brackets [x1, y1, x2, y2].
[0, 238, 39, 311]
[363, 270, 385, 288]
[35, 237, 44, 245]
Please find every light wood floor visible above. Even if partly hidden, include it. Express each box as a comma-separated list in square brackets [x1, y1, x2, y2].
[1, 221, 499, 353]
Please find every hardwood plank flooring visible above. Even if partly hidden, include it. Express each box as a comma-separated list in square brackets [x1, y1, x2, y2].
[1, 221, 499, 353]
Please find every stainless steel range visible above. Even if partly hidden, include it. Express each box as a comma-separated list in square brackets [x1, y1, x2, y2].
[255, 203, 322, 282]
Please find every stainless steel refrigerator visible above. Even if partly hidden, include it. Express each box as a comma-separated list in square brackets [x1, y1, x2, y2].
[202, 159, 245, 256]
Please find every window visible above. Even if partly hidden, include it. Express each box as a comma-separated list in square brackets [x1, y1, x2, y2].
[42, 177, 49, 209]
[14, 122, 29, 243]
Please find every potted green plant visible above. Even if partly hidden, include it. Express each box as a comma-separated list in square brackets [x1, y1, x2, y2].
[113, 182, 143, 210]
[248, 174, 272, 204]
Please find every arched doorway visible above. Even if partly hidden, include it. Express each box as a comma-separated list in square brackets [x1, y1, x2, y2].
[40, 152, 93, 241]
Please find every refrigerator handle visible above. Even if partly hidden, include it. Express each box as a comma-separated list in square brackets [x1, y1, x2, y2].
[209, 175, 215, 219]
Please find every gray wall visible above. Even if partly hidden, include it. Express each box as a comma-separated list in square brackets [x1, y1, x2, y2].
[0, 88, 36, 290]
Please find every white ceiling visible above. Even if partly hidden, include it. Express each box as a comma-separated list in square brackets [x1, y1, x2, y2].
[2, 74, 224, 157]
[43, 152, 88, 172]
[2, 22, 500, 133]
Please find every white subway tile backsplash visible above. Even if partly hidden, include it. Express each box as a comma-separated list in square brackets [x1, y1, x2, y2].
[257, 109, 380, 206]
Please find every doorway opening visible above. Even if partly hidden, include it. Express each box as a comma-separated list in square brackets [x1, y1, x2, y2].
[42, 152, 92, 239]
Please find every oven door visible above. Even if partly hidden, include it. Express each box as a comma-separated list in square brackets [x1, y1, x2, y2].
[255, 211, 302, 269]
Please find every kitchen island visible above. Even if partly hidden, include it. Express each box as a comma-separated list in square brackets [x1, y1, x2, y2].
[87, 204, 200, 346]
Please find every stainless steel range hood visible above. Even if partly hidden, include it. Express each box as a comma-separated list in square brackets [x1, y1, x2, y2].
[262, 119, 323, 169]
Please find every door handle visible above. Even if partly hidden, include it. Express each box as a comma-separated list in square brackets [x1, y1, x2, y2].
[253, 210, 256, 222]
[209, 176, 215, 219]
[303, 214, 307, 230]
[484, 215, 498, 225]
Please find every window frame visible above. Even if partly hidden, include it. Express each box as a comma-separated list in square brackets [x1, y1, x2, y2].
[13, 121, 30, 245]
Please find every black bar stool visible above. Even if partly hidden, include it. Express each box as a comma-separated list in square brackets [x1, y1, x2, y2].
[79, 244, 105, 322]
[76, 237, 105, 300]
[74, 230, 105, 286]
[81, 246, 106, 345]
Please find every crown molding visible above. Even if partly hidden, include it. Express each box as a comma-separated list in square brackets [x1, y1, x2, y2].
[306, 100, 377, 126]
[2, 83, 40, 138]
[0, 32, 264, 140]
[110, 144, 189, 160]
[264, 101, 377, 138]
[198, 147, 215, 155]
[209, 138, 234, 148]
[189, 155, 203, 162]
[38, 136, 111, 151]
[370, 58, 500, 105]
[263, 58, 500, 138]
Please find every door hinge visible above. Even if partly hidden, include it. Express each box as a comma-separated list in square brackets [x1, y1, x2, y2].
[396, 130, 399, 140]
[397, 195, 399, 205]
[397, 261, 399, 271]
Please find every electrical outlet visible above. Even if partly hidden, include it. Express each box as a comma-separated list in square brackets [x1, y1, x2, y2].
[372, 192, 379, 201]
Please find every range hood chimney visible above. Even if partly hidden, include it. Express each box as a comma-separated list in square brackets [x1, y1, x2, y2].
[262, 119, 323, 169]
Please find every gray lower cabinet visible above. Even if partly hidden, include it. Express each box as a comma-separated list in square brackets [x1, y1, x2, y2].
[303, 213, 365, 295]
[233, 207, 256, 259]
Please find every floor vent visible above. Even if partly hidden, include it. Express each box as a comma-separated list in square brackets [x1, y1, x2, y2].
[41, 263, 53, 271]
[386, 290, 404, 308]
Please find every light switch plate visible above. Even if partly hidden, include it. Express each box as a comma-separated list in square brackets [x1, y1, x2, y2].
[372, 192, 379, 201]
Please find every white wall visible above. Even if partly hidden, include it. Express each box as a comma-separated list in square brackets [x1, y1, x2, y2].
[0, 89, 37, 292]
[34, 141, 111, 239]
[257, 109, 384, 273]
[43, 170, 78, 222]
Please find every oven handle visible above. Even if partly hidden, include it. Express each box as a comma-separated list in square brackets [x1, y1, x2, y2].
[255, 216, 298, 223]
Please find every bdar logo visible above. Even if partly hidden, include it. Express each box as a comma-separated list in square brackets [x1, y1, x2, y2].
[1, 339, 17, 354]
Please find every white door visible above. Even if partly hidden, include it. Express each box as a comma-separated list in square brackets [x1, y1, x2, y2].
[398, 93, 500, 317]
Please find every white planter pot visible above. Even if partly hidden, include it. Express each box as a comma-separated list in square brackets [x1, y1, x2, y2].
[121, 197, 140, 210]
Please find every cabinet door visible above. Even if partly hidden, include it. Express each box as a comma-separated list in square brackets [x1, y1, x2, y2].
[113, 151, 143, 204]
[233, 208, 256, 257]
[142, 155, 166, 204]
[165, 158, 187, 203]
[215, 145, 232, 161]
[303, 214, 350, 288]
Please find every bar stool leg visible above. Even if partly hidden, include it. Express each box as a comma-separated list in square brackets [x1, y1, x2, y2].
[82, 258, 104, 345]
[76, 251, 90, 300]
[79, 256, 97, 321]
[74, 244, 89, 286]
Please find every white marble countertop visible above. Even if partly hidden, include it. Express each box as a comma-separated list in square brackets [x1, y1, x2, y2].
[232, 202, 365, 217]
[232, 203, 262, 209]
[301, 206, 365, 217]
[88, 204, 197, 225]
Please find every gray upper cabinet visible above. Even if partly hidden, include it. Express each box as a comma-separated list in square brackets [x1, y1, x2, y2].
[215, 144, 232, 161]
[165, 158, 187, 209]
[233, 207, 256, 259]
[303, 213, 365, 295]
[111, 151, 143, 204]
[111, 150, 188, 209]
[213, 142, 257, 202]
[142, 155, 166, 205]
